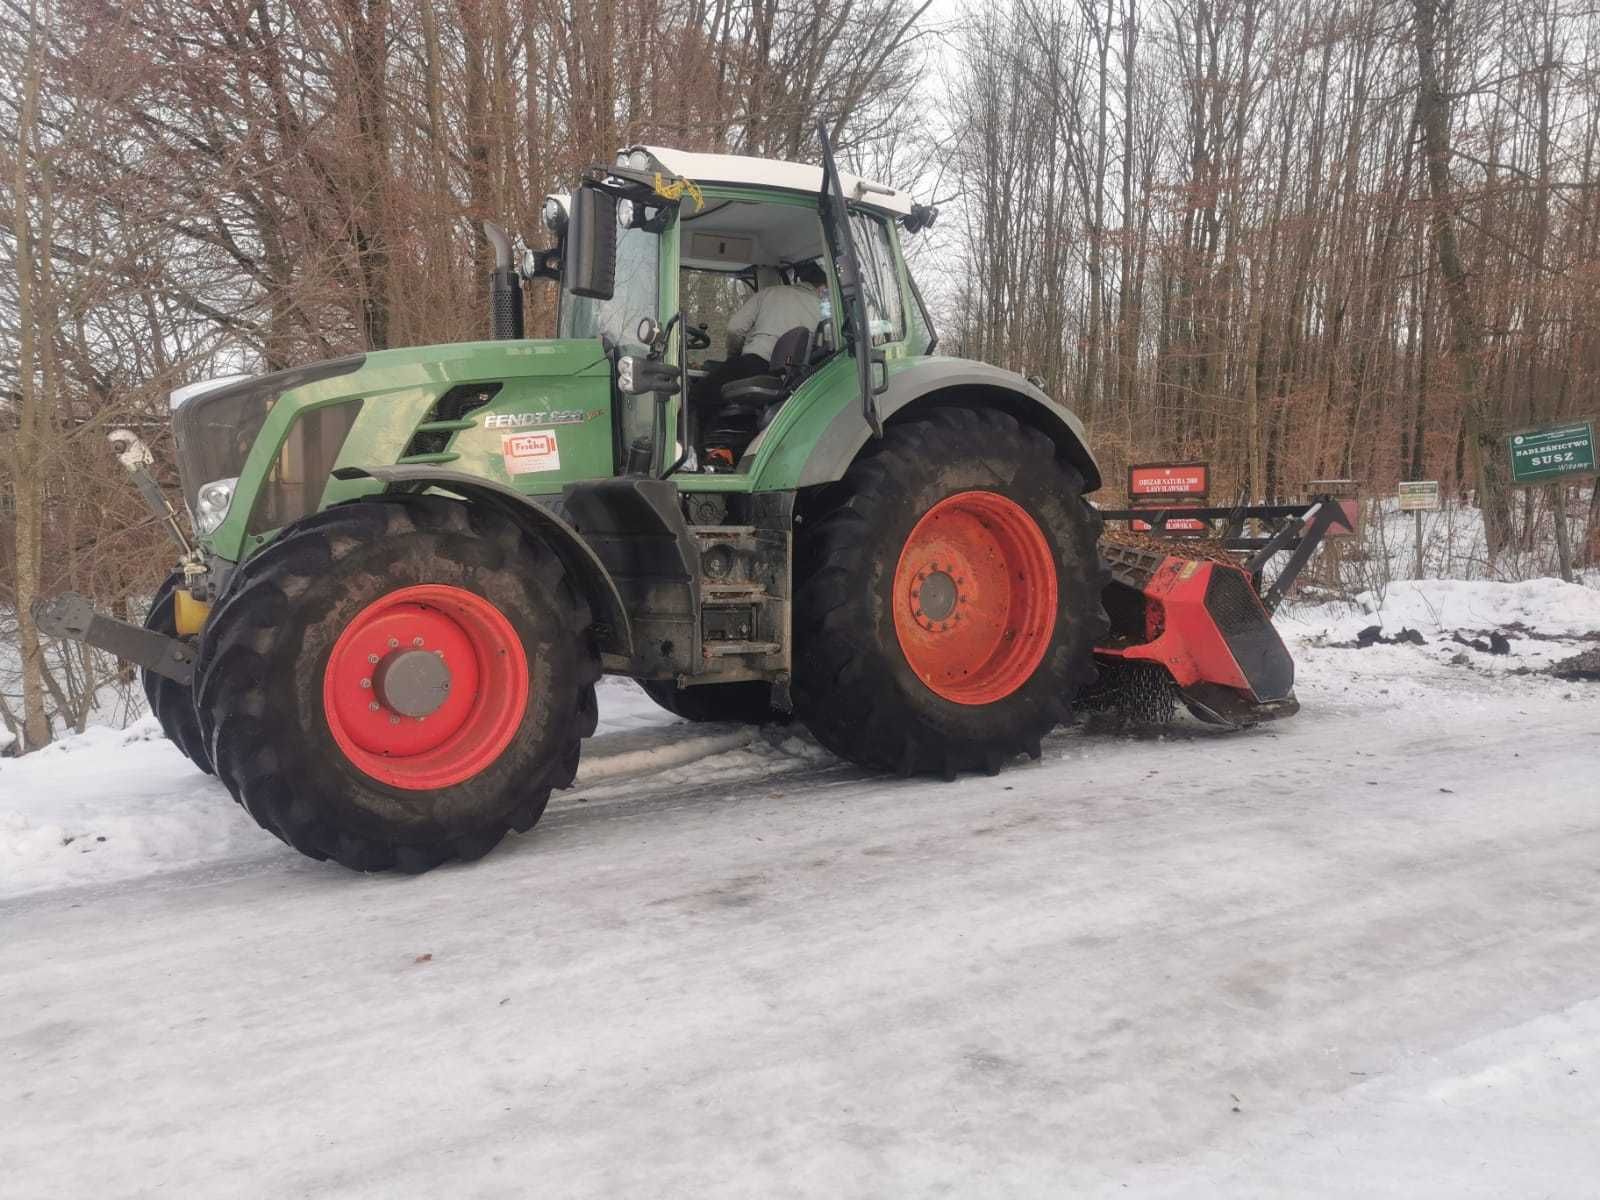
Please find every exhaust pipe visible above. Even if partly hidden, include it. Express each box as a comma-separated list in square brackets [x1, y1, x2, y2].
[484, 221, 524, 340]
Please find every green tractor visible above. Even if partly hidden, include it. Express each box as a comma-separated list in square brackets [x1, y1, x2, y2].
[40, 131, 1114, 873]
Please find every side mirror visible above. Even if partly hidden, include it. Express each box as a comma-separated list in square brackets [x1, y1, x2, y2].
[566, 184, 617, 300]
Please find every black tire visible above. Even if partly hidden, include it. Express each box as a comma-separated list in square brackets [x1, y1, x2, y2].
[194, 496, 600, 873]
[638, 679, 790, 724]
[142, 573, 214, 775]
[793, 407, 1109, 777]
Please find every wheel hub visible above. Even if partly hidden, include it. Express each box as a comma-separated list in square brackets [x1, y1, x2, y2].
[322, 584, 529, 791]
[373, 648, 452, 718]
[914, 567, 961, 625]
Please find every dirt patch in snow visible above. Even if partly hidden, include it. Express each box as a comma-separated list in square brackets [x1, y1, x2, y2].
[1546, 646, 1600, 681]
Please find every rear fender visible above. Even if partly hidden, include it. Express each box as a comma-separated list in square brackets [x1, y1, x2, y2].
[331, 465, 631, 657]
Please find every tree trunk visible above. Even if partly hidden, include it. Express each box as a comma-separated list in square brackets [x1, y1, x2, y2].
[1413, 0, 1512, 560]
[1115, 0, 1139, 429]
[341, 0, 393, 350]
[1243, 252, 1266, 500]
[8, 0, 53, 750]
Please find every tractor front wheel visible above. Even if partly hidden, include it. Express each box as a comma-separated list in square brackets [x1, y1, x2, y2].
[793, 408, 1108, 776]
[194, 497, 599, 873]
[142, 573, 213, 775]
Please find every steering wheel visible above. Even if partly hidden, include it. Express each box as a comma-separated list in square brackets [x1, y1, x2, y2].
[686, 322, 712, 351]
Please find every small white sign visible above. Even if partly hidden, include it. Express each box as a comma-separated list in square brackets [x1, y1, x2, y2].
[502, 430, 561, 475]
[1397, 480, 1440, 511]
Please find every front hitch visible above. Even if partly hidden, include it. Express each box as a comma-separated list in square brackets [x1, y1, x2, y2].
[33, 593, 196, 684]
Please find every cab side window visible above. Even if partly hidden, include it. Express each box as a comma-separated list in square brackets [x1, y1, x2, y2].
[849, 212, 905, 346]
[680, 268, 753, 366]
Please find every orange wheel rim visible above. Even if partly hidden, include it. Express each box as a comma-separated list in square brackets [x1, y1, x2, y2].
[322, 584, 529, 790]
[891, 491, 1057, 705]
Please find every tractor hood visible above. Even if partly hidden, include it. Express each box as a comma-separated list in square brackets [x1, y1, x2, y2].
[174, 339, 615, 564]
[171, 354, 369, 516]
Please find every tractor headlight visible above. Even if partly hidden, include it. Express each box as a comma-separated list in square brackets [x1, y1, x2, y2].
[194, 477, 238, 534]
[617, 149, 653, 173]
[616, 355, 676, 396]
[542, 196, 567, 235]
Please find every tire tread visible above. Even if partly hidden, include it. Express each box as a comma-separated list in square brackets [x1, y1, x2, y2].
[194, 496, 599, 873]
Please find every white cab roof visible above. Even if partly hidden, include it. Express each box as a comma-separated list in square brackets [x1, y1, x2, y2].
[629, 146, 914, 216]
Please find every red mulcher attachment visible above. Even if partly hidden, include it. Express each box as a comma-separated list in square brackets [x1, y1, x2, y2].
[1086, 497, 1352, 728]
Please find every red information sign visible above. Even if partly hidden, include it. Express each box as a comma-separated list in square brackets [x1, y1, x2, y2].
[1305, 498, 1360, 539]
[1128, 463, 1209, 501]
[1132, 515, 1209, 534]
[1304, 482, 1360, 539]
[1126, 461, 1211, 535]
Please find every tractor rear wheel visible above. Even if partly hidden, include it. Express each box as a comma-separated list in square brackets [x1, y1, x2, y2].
[793, 408, 1108, 776]
[142, 573, 213, 775]
[638, 679, 789, 724]
[194, 497, 600, 873]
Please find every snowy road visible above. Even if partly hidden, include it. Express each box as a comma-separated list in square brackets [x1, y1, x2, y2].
[4, 617, 1600, 1195]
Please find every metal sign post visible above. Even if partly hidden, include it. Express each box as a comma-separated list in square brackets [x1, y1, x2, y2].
[1397, 481, 1440, 579]
[1506, 419, 1596, 583]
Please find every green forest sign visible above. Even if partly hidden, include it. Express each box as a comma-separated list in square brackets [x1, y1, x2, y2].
[1507, 421, 1596, 485]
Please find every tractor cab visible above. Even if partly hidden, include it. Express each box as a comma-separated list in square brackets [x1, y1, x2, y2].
[533, 142, 939, 478]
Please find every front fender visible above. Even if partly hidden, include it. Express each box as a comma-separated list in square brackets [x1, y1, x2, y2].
[331, 465, 631, 657]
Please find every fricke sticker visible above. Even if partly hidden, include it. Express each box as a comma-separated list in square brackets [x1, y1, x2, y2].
[502, 430, 561, 475]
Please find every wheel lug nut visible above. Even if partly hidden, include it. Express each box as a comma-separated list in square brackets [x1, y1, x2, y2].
[359, 678, 372, 689]
[367, 653, 379, 664]
[368, 701, 380, 712]
[412, 637, 424, 647]
[388, 715, 400, 725]
[388, 638, 399, 649]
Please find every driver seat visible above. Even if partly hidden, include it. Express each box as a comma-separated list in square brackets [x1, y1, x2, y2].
[701, 325, 815, 468]
[721, 325, 813, 407]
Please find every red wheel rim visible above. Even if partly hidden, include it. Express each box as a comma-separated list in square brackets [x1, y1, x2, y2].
[321, 584, 529, 790]
[891, 491, 1058, 705]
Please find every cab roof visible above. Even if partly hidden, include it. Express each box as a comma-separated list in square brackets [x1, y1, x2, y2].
[627, 145, 914, 217]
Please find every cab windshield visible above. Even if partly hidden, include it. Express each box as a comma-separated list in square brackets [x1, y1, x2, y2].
[558, 222, 660, 355]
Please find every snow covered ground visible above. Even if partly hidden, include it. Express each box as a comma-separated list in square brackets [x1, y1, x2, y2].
[2, 578, 1598, 1196]
[1341, 488, 1596, 585]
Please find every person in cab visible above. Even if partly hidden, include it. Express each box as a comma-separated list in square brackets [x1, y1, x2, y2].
[702, 260, 828, 402]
